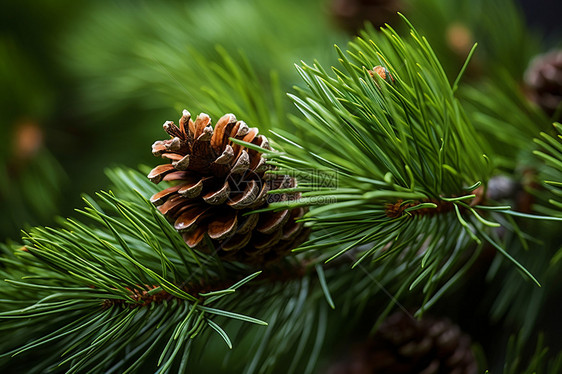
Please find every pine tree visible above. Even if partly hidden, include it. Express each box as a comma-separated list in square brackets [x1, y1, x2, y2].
[2, 1, 562, 373]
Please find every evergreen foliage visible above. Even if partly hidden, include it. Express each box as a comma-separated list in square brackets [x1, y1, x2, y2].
[1, 1, 562, 373]
[260, 18, 549, 304]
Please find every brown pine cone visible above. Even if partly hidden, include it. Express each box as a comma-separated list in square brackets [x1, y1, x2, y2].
[148, 110, 308, 264]
[525, 50, 562, 120]
[331, 0, 403, 34]
[328, 312, 478, 374]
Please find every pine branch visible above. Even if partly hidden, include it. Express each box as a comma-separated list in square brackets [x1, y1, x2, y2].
[2, 164, 477, 372]
[1, 4, 560, 372]
[533, 123, 562, 216]
[250, 18, 551, 313]
[0, 169, 272, 373]
[1, 167, 414, 373]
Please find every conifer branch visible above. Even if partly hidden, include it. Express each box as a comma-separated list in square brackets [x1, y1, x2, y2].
[0, 167, 413, 373]
[255, 19, 545, 307]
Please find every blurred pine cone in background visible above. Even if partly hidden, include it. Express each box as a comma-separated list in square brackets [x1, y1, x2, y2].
[525, 50, 562, 120]
[330, 0, 403, 34]
[149, 110, 308, 265]
[328, 312, 477, 374]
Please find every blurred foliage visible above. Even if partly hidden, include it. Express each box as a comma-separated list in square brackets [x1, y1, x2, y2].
[0, 136, 66, 241]
[460, 74, 551, 170]
[0, 1, 79, 241]
[62, 0, 347, 117]
[502, 333, 562, 374]
[408, 0, 542, 81]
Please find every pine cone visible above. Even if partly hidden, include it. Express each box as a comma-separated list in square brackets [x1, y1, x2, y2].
[329, 312, 477, 374]
[331, 0, 403, 34]
[148, 110, 308, 264]
[525, 50, 562, 119]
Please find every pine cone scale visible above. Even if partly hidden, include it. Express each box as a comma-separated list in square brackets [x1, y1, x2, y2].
[281, 208, 307, 240]
[183, 226, 206, 248]
[256, 210, 290, 234]
[213, 144, 234, 164]
[227, 179, 260, 208]
[148, 163, 175, 183]
[173, 206, 210, 232]
[161, 152, 183, 162]
[171, 154, 190, 170]
[207, 211, 238, 240]
[162, 170, 191, 182]
[177, 178, 205, 198]
[202, 181, 231, 205]
[230, 150, 250, 174]
[150, 184, 183, 205]
[235, 213, 260, 235]
[157, 195, 190, 216]
[222, 231, 252, 252]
